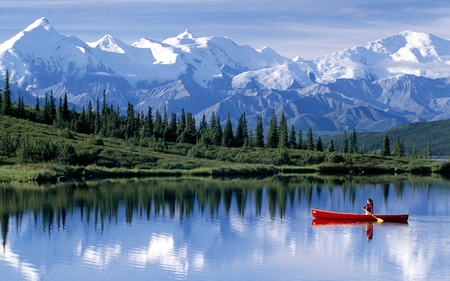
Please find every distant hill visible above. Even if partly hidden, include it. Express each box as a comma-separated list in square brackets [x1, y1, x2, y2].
[324, 119, 450, 157]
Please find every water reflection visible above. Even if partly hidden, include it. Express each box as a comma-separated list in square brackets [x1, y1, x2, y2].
[0, 174, 449, 280]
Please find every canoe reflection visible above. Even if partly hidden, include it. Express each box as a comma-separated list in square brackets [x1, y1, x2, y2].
[312, 219, 408, 241]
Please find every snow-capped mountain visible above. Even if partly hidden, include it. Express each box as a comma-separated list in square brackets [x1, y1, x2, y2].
[2, 18, 450, 132]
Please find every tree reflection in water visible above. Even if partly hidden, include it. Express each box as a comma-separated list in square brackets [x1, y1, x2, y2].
[0, 174, 447, 247]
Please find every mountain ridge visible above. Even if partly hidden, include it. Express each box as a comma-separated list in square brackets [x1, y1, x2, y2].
[2, 18, 450, 132]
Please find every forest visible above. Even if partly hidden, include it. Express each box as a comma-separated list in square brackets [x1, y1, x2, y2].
[0, 70, 448, 181]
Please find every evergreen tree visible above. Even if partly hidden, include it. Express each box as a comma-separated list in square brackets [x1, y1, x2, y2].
[254, 116, 264, 148]
[179, 112, 197, 144]
[316, 136, 323, 151]
[50, 91, 56, 123]
[242, 112, 248, 146]
[235, 112, 245, 147]
[288, 125, 297, 149]
[154, 109, 162, 139]
[165, 112, 177, 142]
[359, 141, 366, 154]
[393, 136, 403, 157]
[412, 142, 417, 158]
[2, 70, 11, 116]
[17, 93, 25, 119]
[176, 108, 186, 139]
[278, 111, 288, 149]
[162, 103, 168, 137]
[400, 137, 405, 157]
[427, 141, 431, 159]
[43, 93, 50, 124]
[350, 129, 357, 153]
[381, 133, 390, 156]
[327, 140, 335, 152]
[341, 131, 348, 153]
[266, 109, 278, 148]
[56, 97, 63, 127]
[306, 126, 314, 151]
[215, 115, 223, 146]
[146, 106, 153, 138]
[35, 96, 40, 113]
[94, 97, 100, 134]
[86, 100, 93, 134]
[125, 102, 135, 139]
[62, 92, 69, 122]
[199, 114, 208, 133]
[222, 113, 234, 147]
[297, 129, 303, 150]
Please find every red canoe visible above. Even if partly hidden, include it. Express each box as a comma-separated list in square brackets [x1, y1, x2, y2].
[311, 209, 409, 223]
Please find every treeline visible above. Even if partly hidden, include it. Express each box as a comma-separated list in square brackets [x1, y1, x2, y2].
[0, 69, 430, 161]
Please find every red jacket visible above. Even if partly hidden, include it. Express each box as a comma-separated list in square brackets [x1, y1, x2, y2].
[363, 203, 373, 214]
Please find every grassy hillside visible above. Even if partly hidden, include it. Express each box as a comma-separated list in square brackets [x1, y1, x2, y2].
[1, 115, 449, 181]
[324, 119, 450, 157]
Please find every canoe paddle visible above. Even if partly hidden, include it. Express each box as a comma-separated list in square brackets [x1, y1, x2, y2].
[370, 213, 384, 222]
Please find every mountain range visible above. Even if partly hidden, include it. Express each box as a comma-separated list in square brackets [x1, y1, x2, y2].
[2, 18, 450, 132]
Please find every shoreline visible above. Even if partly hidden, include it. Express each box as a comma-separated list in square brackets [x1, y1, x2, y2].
[1, 161, 448, 183]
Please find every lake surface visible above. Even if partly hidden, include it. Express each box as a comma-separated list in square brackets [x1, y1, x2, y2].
[1, 174, 450, 280]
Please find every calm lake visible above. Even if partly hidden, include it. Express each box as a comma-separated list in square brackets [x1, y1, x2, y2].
[1, 174, 450, 280]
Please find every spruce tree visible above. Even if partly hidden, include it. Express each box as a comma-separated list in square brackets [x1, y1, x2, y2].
[125, 102, 135, 139]
[2, 70, 11, 116]
[180, 112, 196, 144]
[17, 93, 25, 119]
[199, 114, 208, 133]
[242, 112, 248, 146]
[62, 93, 69, 123]
[306, 126, 314, 151]
[359, 141, 366, 154]
[222, 113, 234, 147]
[341, 131, 348, 153]
[400, 137, 405, 157]
[381, 133, 390, 156]
[215, 115, 223, 146]
[86, 100, 93, 134]
[254, 116, 264, 148]
[266, 109, 278, 148]
[327, 140, 335, 152]
[50, 91, 56, 123]
[297, 129, 303, 150]
[316, 136, 323, 151]
[235, 112, 245, 147]
[35, 96, 40, 113]
[278, 111, 288, 149]
[146, 106, 153, 138]
[288, 125, 296, 149]
[176, 108, 186, 139]
[393, 136, 401, 157]
[350, 129, 357, 153]
[94, 97, 100, 134]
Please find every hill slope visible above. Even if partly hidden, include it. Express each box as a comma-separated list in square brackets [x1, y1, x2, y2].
[325, 119, 450, 156]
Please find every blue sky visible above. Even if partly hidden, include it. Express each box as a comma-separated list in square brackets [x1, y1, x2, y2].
[1, 0, 449, 59]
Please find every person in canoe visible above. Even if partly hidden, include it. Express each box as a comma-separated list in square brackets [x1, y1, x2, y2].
[361, 198, 374, 214]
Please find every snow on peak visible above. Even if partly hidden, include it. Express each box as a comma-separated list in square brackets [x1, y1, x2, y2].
[87, 35, 125, 53]
[313, 30, 450, 83]
[162, 30, 200, 51]
[293, 56, 304, 62]
[177, 29, 195, 40]
[24, 17, 52, 32]
[132, 37, 178, 64]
